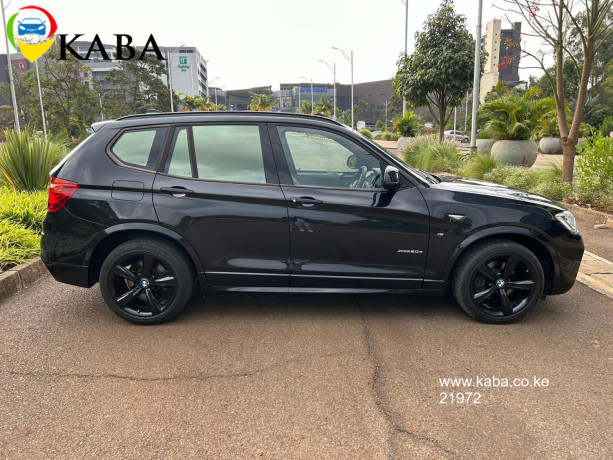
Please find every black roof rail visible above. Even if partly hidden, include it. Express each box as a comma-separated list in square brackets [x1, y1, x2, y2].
[115, 111, 346, 127]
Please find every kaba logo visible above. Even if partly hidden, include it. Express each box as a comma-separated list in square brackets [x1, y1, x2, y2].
[58, 34, 165, 60]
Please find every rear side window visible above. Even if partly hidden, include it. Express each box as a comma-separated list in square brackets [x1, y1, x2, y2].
[165, 125, 267, 184]
[110, 127, 168, 170]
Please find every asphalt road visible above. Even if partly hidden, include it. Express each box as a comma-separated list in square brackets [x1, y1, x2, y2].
[576, 218, 613, 261]
[1, 272, 611, 459]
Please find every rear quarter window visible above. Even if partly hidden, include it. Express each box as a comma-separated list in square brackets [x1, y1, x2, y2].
[110, 127, 168, 170]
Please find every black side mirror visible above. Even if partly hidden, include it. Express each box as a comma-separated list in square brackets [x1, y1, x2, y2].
[383, 165, 400, 189]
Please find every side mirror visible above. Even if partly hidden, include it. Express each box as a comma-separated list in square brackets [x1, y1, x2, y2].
[383, 165, 400, 189]
[346, 154, 358, 169]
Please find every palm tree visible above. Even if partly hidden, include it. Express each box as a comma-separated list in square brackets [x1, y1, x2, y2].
[479, 88, 557, 140]
[248, 94, 276, 111]
[179, 93, 216, 111]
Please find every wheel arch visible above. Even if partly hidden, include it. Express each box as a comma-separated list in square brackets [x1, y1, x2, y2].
[446, 227, 558, 295]
[87, 223, 204, 287]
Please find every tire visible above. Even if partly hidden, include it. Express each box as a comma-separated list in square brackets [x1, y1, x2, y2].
[461, 138, 469, 143]
[99, 238, 194, 325]
[452, 239, 544, 324]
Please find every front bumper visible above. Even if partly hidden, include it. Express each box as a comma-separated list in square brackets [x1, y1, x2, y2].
[549, 233, 584, 295]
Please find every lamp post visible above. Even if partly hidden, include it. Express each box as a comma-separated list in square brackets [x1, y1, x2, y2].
[469, 0, 483, 150]
[401, 0, 408, 117]
[1, 0, 20, 132]
[317, 59, 336, 119]
[332, 47, 353, 128]
[208, 77, 219, 98]
[34, 60, 46, 139]
[166, 44, 185, 112]
[300, 76, 313, 112]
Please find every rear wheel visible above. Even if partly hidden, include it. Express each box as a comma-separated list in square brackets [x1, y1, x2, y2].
[99, 239, 194, 324]
[452, 239, 544, 324]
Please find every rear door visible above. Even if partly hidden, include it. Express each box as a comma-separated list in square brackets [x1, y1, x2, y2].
[269, 124, 430, 289]
[153, 123, 290, 287]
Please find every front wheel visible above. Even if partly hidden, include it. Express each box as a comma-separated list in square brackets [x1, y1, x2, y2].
[452, 239, 544, 324]
[99, 239, 194, 324]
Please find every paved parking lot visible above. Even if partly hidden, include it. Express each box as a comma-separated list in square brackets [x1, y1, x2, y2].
[1, 273, 611, 458]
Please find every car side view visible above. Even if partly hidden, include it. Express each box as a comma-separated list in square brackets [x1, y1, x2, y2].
[41, 112, 584, 325]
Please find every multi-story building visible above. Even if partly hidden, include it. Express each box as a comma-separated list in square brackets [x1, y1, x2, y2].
[480, 19, 524, 102]
[161, 46, 208, 98]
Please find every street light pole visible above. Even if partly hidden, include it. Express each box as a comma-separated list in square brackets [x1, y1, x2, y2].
[332, 47, 354, 128]
[166, 44, 185, 112]
[1, 0, 20, 132]
[402, 0, 408, 117]
[317, 59, 336, 119]
[470, 0, 483, 150]
[34, 60, 46, 140]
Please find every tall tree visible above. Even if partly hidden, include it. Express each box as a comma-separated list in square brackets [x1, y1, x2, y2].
[394, 0, 477, 142]
[499, 0, 613, 181]
[104, 52, 173, 118]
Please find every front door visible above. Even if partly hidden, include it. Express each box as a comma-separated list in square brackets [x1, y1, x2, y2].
[270, 124, 429, 289]
[153, 123, 290, 287]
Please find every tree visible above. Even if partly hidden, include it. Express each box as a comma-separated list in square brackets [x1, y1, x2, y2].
[248, 94, 276, 111]
[353, 99, 372, 122]
[179, 94, 224, 111]
[104, 52, 174, 118]
[394, 0, 477, 142]
[499, 0, 613, 181]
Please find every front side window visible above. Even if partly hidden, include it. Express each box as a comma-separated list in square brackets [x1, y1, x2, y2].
[110, 127, 168, 170]
[276, 126, 382, 189]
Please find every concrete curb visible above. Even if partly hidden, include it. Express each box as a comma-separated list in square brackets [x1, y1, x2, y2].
[0, 258, 49, 303]
[576, 251, 613, 300]
[567, 204, 613, 228]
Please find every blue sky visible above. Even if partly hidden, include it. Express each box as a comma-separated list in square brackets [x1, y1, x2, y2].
[2, 0, 539, 89]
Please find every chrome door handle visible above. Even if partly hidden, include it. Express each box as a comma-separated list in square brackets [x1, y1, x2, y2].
[290, 197, 323, 207]
[160, 187, 194, 197]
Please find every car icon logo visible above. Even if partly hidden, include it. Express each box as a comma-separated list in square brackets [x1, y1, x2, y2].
[17, 18, 46, 36]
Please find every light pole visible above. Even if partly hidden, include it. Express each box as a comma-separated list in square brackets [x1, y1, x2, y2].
[1, 0, 20, 132]
[465, 90, 469, 131]
[34, 60, 46, 139]
[300, 76, 313, 113]
[166, 44, 184, 112]
[208, 77, 219, 98]
[332, 47, 353, 128]
[470, 0, 483, 150]
[317, 59, 336, 119]
[401, 0, 408, 117]
[98, 93, 104, 121]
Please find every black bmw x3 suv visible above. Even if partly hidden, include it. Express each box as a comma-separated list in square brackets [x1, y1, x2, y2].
[41, 112, 584, 324]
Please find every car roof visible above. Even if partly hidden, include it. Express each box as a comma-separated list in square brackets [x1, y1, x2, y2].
[20, 18, 44, 22]
[98, 111, 348, 131]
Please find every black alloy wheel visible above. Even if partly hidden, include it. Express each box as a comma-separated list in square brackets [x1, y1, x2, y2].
[453, 239, 545, 324]
[100, 239, 194, 324]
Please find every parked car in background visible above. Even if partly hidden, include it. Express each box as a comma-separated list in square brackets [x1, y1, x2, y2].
[42, 112, 583, 325]
[444, 130, 470, 143]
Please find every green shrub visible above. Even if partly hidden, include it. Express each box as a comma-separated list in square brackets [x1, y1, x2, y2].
[380, 131, 400, 141]
[0, 127, 68, 191]
[476, 129, 491, 139]
[393, 111, 420, 137]
[358, 129, 373, 139]
[601, 115, 613, 136]
[0, 219, 40, 271]
[576, 132, 613, 191]
[0, 187, 47, 231]
[460, 153, 500, 180]
[403, 136, 461, 173]
[375, 120, 384, 129]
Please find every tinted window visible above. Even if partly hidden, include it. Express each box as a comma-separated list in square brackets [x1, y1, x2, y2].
[192, 125, 266, 183]
[276, 126, 382, 189]
[166, 127, 192, 177]
[111, 127, 167, 170]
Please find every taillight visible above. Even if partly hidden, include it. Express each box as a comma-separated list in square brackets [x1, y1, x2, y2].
[48, 177, 79, 212]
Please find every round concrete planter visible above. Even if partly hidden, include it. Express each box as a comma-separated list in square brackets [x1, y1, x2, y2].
[539, 137, 562, 154]
[491, 139, 538, 167]
[475, 139, 496, 154]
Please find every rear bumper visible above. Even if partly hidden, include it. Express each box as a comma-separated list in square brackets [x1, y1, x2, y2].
[43, 261, 90, 288]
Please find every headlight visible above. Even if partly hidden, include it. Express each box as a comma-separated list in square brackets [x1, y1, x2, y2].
[555, 210, 579, 234]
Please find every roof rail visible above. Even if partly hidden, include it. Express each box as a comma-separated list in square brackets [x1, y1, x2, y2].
[115, 111, 346, 127]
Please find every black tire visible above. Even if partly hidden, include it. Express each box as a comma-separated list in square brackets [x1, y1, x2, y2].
[461, 138, 469, 143]
[452, 239, 544, 324]
[99, 238, 194, 324]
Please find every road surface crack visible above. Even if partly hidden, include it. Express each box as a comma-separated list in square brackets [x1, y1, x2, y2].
[4, 351, 343, 383]
[355, 296, 458, 459]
